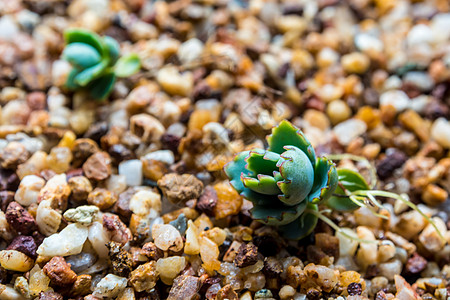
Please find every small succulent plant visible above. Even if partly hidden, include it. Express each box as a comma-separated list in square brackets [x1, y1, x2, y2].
[225, 120, 444, 242]
[62, 28, 141, 100]
[224, 120, 339, 240]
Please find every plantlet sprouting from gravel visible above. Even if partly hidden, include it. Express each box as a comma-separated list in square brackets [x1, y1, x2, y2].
[62, 28, 141, 100]
[225, 120, 444, 242]
[225, 120, 338, 240]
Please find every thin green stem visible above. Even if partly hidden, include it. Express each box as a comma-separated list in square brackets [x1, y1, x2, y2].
[305, 209, 379, 244]
[352, 190, 446, 242]
[327, 153, 377, 189]
[367, 193, 384, 210]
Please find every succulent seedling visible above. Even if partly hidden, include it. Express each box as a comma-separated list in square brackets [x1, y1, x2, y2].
[225, 120, 444, 242]
[62, 28, 141, 100]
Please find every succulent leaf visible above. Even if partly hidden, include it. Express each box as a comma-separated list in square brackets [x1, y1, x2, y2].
[277, 146, 314, 206]
[245, 149, 280, 176]
[64, 28, 105, 55]
[251, 199, 307, 226]
[279, 203, 318, 240]
[62, 43, 102, 69]
[66, 69, 81, 90]
[326, 168, 369, 211]
[114, 53, 141, 78]
[103, 36, 120, 64]
[74, 61, 108, 87]
[88, 72, 116, 100]
[240, 189, 274, 206]
[224, 151, 252, 193]
[307, 157, 339, 204]
[267, 120, 316, 165]
[242, 174, 280, 195]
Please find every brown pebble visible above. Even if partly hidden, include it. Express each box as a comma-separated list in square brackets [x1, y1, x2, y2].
[26, 91, 46, 111]
[306, 288, 321, 300]
[68, 176, 93, 202]
[216, 284, 238, 300]
[43, 256, 77, 287]
[113, 187, 142, 222]
[314, 233, 340, 259]
[108, 144, 134, 165]
[347, 282, 362, 296]
[72, 139, 99, 168]
[66, 168, 84, 180]
[87, 188, 117, 211]
[142, 242, 164, 261]
[161, 133, 181, 154]
[70, 274, 92, 297]
[306, 245, 329, 265]
[39, 169, 56, 181]
[375, 290, 388, 300]
[38, 291, 63, 300]
[405, 253, 427, 274]
[129, 261, 159, 293]
[6, 235, 37, 259]
[0, 169, 20, 191]
[5, 202, 37, 235]
[82, 152, 112, 181]
[263, 257, 283, 278]
[234, 243, 258, 268]
[83, 122, 108, 144]
[0, 191, 14, 212]
[196, 186, 218, 216]
[158, 173, 204, 205]
[107, 241, 133, 276]
[167, 275, 201, 300]
[376, 149, 407, 180]
[0, 142, 29, 170]
[103, 214, 132, 245]
[422, 184, 448, 206]
[142, 159, 168, 181]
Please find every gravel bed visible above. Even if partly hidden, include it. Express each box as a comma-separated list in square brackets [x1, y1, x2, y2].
[0, 0, 449, 299]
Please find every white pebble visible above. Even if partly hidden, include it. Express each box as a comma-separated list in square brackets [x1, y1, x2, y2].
[156, 66, 193, 97]
[105, 175, 127, 195]
[14, 175, 45, 206]
[93, 274, 127, 299]
[431, 13, 450, 43]
[383, 75, 403, 90]
[52, 60, 72, 87]
[0, 16, 19, 41]
[355, 33, 383, 53]
[279, 285, 296, 299]
[142, 150, 175, 165]
[410, 95, 431, 113]
[177, 38, 204, 64]
[129, 190, 161, 217]
[156, 256, 186, 285]
[118, 159, 143, 186]
[152, 224, 183, 252]
[333, 119, 367, 146]
[37, 223, 88, 257]
[88, 221, 110, 258]
[403, 72, 434, 91]
[431, 118, 450, 149]
[407, 24, 434, 46]
[379, 90, 410, 112]
[36, 200, 61, 236]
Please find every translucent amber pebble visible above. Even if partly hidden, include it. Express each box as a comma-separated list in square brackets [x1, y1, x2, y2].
[356, 106, 381, 130]
[199, 235, 220, 273]
[213, 182, 243, 219]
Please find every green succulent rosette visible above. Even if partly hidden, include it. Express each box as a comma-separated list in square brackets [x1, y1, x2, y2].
[224, 120, 339, 240]
[62, 28, 141, 100]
